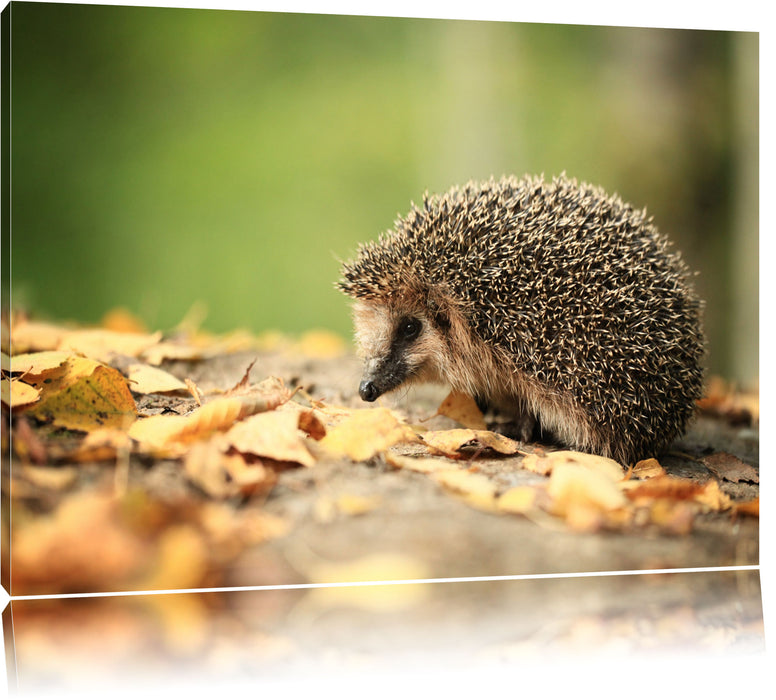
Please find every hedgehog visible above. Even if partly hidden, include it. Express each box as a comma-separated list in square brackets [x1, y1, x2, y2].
[338, 173, 706, 465]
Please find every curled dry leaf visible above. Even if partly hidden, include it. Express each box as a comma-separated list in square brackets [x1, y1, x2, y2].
[621, 475, 732, 512]
[65, 428, 131, 463]
[319, 407, 419, 461]
[434, 390, 487, 430]
[128, 384, 291, 452]
[421, 428, 520, 457]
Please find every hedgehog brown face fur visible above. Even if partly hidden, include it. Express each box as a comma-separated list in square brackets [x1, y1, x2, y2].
[339, 174, 706, 465]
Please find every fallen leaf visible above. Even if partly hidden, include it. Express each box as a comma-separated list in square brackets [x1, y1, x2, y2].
[135, 524, 209, 591]
[622, 475, 731, 512]
[225, 409, 316, 467]
[701, 452, 759, 484]
[546, 461, 628, 518]
[497, 486, 538, 515]
[421, 428, 520, 457]
[68, 428, 132, 463]
[127, 364, 188, 394]
[384, 452, 458, 474]
[26, 357, 137, 431]
[8, 350, 74, 375]
[523, 450, 625, 481]
[319, 408, 419, 461]
[19, 465, 78, 491]
[10, 320, 70, 353]
[58, 328, 163, 362]
[434, 391, 487, 430]
[1, 378, 41, 407]
[11, 491, 150, 594]
[631, 458, 667, 479]
[129, 384, 291, 452]
[293, 329, 347, 358]
[433, 468, 499, 511]
[734, 498, 759, 517]
[101, 307, 148, 334]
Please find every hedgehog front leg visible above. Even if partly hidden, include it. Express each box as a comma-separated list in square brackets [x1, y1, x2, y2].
[475, 394, 537, 443]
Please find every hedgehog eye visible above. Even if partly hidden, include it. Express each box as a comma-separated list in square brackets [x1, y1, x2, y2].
[397, 317, 422, 341]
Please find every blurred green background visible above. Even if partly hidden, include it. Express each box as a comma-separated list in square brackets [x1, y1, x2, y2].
[8, 3, 758, 385]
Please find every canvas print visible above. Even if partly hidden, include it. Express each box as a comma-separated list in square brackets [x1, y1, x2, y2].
[0, 1, 762, 691]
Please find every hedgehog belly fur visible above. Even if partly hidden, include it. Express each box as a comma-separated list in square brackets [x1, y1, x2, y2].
[339, 173, 706, 465]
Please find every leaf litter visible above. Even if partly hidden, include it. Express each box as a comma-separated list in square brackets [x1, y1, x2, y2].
[3, 310, 760, 595]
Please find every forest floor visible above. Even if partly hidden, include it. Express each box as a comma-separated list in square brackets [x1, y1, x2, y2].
[2, 314, 763, 692]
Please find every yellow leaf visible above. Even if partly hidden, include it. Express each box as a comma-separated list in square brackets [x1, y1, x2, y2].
[433, 468, 499, 511]
[421, 428, 520, 457]
[547, 461, 628, 516]
[225, 409, 316, 466]
[127, 363, 187, 394]
[1, 378, 41, 407]
[9, 350, 74, 375]
[631, 457, 666, 479]
[128, 386, 291, 451]
[135, 525, 209, 591]
[524, 450, 625, 480]
[58, 328, 163, 362]
[497, 486, 538, 515]
[293, 329, 347, 358]
[319, 407, 419, 461]
[434, 390, 487, 430]
[10, 320, 69, 353]
[27, 357, 136, 431]
[384, 452, 458, 473]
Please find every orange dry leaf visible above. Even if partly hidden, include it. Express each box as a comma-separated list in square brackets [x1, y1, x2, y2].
[319, 407, 419, 461]
[421, 428, 520, 457]
[434, 391, 487, 430]
[129, 384, 291, 452]
[734, 498, 759, 517]
[26, 357, 137, 431]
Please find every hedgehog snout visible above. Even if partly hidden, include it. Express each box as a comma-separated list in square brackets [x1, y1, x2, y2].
[359, 379, 380, 402]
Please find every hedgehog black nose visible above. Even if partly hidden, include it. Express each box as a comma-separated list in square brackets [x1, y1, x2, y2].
[359, 380, 379, 402]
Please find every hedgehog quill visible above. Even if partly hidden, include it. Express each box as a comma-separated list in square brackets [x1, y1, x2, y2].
[338, 174, 706, 465]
